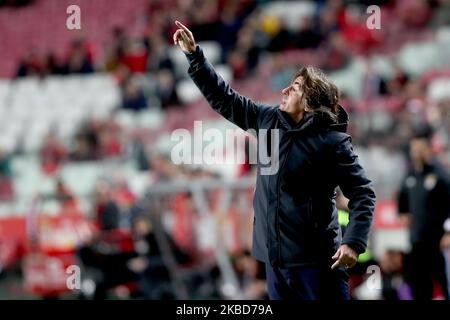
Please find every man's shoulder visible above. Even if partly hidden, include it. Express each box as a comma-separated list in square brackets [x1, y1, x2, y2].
[322, 130, 351, 147]
[257, 104, 278, 121]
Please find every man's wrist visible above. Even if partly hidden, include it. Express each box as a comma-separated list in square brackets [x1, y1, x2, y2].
[185, 44, 199, 56]
[184, 45, 204, 67]
[342, 242, 363, 255]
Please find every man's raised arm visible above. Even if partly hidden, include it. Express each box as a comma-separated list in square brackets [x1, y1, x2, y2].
[173, 20, 266, 131]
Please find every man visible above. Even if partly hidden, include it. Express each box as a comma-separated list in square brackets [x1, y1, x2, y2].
[398, 127, 450, 300]
[173, 20, 375, 300]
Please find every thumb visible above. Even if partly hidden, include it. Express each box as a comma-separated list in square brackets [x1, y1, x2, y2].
[332, 248, 341, 260]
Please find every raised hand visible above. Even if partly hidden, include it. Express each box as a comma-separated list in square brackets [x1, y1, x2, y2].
[173, 20, 196, 53]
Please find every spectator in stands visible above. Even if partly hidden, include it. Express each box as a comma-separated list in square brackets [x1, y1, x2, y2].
[16, 49, 43, 77]
[233, 250, 268, 300]
[379, 249, 412, 300]
[112, 174, 137, 229]
[361, 61, 387, 99]
[317, 5, 339, 41]
[99, 129, 122, 158]
[0, 0, 34, 7]
[131, 137, 150, 171]
[40, 132, 67, 176]
[128, 214, 190, 299]
[188, 0, 220, 43]
[321, 32, 351, 72]
[387, 64, 409, 95]
[120, 39, 148, 73]
[62, 39, 94, 74]
[266, 19, 291, 52]
[155, 69, 179, 108]
[228, 49, 248, 79]
[42, 53, 63, 76]
[396, 0, 432, 29]
[217, 6, 240, 56]
[54, 178, 78, 211]
[71, 119, 103, 161]
[234, 23, 261, 75]
[398, 126, 450, 299]
[430, 0, 450, 27]
[339, 5, 380, 54]
[121, 76, 148, 111]
[292, 15, 322, 49]
[103, 44, 121, 73]
[70, 134, 99, 161]
[93, 180, 120, 231]
[111, 26, 128, 60]
[150, 154, 172, 182]
[146, 35, 174, 73]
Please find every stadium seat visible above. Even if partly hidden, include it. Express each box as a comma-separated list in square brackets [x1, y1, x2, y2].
[397, 40, 439, 76]
[197, 41, 221, 65]
[261, 1, 315, 31]
[435, 26, 450, 67]
[427, 77, 450, 102]
[60, 163, 103, 197]
[329, 59, 364, 98]
[135, 109, 165, 130]
[176, 80, 202, 104]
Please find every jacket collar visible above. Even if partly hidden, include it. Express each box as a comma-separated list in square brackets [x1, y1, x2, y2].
[276, 104, 349, 133]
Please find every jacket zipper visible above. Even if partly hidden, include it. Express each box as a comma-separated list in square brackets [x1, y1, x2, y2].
[309, 198, 318, 232]
[275, 133, 294, 264]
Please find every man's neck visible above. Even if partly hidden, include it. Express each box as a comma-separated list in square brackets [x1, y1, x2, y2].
[412, 158, 431, 173]
[413, 161, 424, 172]
[288, 110, 305, 124]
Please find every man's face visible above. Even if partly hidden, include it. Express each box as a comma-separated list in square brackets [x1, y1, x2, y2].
[280, 76, 304, 115]
[409, 138, 430, 163]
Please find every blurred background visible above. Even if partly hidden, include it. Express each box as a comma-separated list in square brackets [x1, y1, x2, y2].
[0, 0, 449, 300]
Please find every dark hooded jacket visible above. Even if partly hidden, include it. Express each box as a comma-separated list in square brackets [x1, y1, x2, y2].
[185, 46, 376, 267]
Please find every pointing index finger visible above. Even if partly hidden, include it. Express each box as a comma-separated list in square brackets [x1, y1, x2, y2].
[175, 20, 190, 32]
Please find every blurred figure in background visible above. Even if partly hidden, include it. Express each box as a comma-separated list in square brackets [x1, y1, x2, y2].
[54, 179, 78, 211]
[398, 126, 450, 300]
[129, 214, 190, 299]
[93, 180, 120, 231]
[155, 69, 179, 108]
[40, 132, 67, 176]
[379, 249, 411, 300]
[62, 39, 94, 74]
[232, 250, 268, 300]
[121, 76, 148, 111]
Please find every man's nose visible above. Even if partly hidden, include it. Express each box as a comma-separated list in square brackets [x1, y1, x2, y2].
[282, 85, 291, 95]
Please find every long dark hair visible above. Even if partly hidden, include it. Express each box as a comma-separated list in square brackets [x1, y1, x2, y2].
[295, 66, 340, 123]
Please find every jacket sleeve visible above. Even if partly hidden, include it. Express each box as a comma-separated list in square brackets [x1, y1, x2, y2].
[335, 136, 376, 254]
[185, 45, 266, 131]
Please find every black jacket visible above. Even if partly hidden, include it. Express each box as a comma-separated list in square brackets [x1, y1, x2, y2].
[185, 46, 376, 267]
